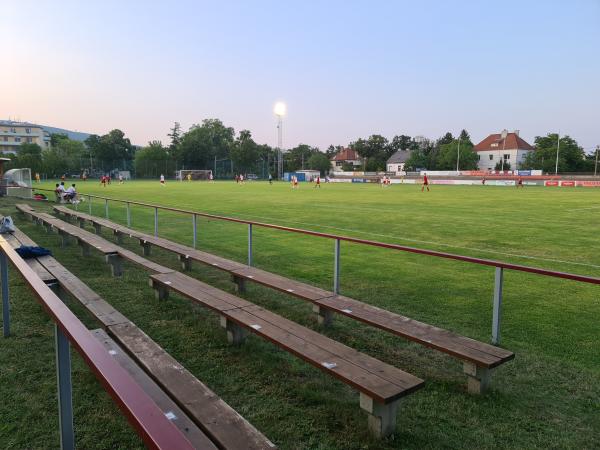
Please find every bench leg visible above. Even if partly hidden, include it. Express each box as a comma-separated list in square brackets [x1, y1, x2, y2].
[140, 241, 152, 256]
[77, 240, 91, 256]
[178, 255, 192, 271]
[232, 275, 246, 293]
[359, 393, 399, 438]
[312, 304, 333, 326]
[77, 219, 85, 228]
[463, 362, 492, 394]
[44, 224, 53, 234]
[93, 224, 102, 235]
[220, 316, 248, 345]
[114, 231, 123, 244]
[105, 254, 123, 277]
[58, 231, 70, 248]
[148, 279, 170, 301]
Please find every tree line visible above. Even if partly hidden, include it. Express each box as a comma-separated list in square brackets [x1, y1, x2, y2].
[6, 120, 596, 178]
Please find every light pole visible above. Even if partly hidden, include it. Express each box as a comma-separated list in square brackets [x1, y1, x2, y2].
[274, 102, 286, 180]
[554, 132, 560, 175]
[455, 136, 462, 173]
[595, 145, 599, 177]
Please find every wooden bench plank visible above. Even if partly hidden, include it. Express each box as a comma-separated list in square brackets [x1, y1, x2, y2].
[231, 267, 333, 301]
[316, 295, 513, 368]
[2, 231, 57, 284]
[117, 248, 176, 275]
[108, 322, 276, 450]
[91, 329, 219, 450]
[151, 272, 254, 311]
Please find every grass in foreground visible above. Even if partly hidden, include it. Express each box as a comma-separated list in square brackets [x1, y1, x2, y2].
[0, 181, 599, 449]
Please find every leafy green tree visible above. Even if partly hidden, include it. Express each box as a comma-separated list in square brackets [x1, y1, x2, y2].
[230, 130, 260, 173]
[459, 129, 472, 143]
[436, 139, 478, 170]
[494, 160, 511, 171]
[307, 152, 331, 175]
[85, 129, 133, 171]
[7, 143, 43, 174]
[134, 141, 174, 178]
[523, 134, 585, 172]
[167, 122, 181, 150]
[286, 144, 319, 172]
[176, 119, 235, 169]
[351, 135, 388, 170]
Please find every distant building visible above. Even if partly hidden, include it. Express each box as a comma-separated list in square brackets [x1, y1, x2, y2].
[0, 120, 92, 155]
[0, 120, 50, 154]
[330, 148, 362, 172]
[474, 130, 535, 170]
[386, 150, 412, 173]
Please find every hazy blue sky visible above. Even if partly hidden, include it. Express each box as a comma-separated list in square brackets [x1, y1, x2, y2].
[2, 0, 599, 151]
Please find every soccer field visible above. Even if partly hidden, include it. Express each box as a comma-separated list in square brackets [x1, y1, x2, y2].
[2, 180, 599, 449]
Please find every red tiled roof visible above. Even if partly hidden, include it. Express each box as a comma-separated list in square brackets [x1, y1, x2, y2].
[473, 133, 535, 152]
[331, 148, 360, 161]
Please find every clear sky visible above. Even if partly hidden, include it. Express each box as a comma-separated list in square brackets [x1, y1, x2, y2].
[2, 0, 599, 151]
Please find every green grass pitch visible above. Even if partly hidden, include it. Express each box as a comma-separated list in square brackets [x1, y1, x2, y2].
[1, 180, 599, 449]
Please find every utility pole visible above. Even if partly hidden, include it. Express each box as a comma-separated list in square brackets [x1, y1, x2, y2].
[554, 132, 560, 175]
[595, 145, 599, 177]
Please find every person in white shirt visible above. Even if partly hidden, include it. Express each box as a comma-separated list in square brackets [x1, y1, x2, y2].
[160, 174, 165, 186]
[64, 184, 77, 202]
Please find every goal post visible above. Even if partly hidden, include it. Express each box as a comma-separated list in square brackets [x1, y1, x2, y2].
[176, 170, 213, 181]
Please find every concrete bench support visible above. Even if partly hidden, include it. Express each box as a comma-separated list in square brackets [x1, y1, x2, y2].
[312, 304, 333, 327]
[220, 316, 248, 345]
[149, 279, 170, 301]
[114, 231, 123, 244]
[77, 239, 91, 256]
[359, 393, 400, 438]
[77, 219, 86, 229]
[463, 361, 492, 394]
[232, 275, 246, 294]
[139, 241, 152, 256]
[93, 223, 102, 235]
[105, 254, 123, 277]
[178, 255, 192, 271]
[58, 230, 70, 248]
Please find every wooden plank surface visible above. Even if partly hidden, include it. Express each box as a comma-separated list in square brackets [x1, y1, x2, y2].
[316, 295, 514, 367]
[91, 329, 219, 450]
[226, 307, 423, 403]
[232, 267, 333, 301]
[117, 248, 176, 275]
[151, 272, 254, 311]
[108, 322, 276, 450]
[3, 231, 57, 283]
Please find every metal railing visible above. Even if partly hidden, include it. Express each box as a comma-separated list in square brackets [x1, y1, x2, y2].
[29, 187, 600, 345]
[0, 237, 194, 450]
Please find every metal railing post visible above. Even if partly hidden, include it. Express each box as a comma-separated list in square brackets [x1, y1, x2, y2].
[154, 208, 158, 237]
[55, 323, 74, 450]
[88, 195, 92, 215]
[126, 202, 131, 227]
[104, 199, 109, 219]
[247, 224, 253, 266]
[333, 239, 340, 294]
[492, 266, 503, 345]
[192, 214, 197, 249]
[1, 251, 10, 338]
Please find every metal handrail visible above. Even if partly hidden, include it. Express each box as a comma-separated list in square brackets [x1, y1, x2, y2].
[0, 237, 194, 449]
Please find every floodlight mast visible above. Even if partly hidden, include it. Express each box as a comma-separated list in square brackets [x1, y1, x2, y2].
[274, 102, 286, 179]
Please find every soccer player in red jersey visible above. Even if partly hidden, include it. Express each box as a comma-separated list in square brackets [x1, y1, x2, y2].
[421, 173, 430, 192]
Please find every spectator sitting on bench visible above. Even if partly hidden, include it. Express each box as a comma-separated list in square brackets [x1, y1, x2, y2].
[55, 183, 66, 203]
[64, 184, 78, 203]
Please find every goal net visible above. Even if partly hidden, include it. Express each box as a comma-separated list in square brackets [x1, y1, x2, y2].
[176, 170, 213, 181]
[2, 168, 32, 198]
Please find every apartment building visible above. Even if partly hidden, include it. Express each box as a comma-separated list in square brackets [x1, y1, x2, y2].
[0, 120, 50, 154]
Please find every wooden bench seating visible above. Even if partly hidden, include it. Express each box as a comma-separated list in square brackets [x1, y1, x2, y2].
[28, 205, 426, 437]
[6, 222, 275, 449]
[52, 204, 515, 394]
[150, 270, 424, 437]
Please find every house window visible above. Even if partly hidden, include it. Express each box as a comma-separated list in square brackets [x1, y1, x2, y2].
[26, 137, 33, 143]
[10, 128, 16, 133]
[15, 137, 21, 142]
[489, 155, 494, 160]
[477, 155, 480, 161]
[2, 137, 7, 142]
[491, 143, 498, 147]
[504, 154, 510, 160]
[336, 161, 343, 166]
[25, 128, 31, 134]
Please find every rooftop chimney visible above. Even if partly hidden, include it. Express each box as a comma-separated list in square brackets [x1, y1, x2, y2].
[501, 129, 508, 139]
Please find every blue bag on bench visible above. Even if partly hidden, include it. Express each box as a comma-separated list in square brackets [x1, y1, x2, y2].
[15, 246, 53, 259]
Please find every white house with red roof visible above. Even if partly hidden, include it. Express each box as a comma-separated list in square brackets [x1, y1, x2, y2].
[330, 148, 362, 172]
[474, 130, 535, 170]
